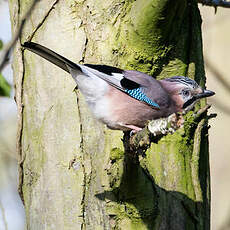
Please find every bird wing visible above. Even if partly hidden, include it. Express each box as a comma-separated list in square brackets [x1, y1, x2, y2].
[77, 64, 126, 91]
[81, 65, 151, 89]
[79, 65, 160, 108]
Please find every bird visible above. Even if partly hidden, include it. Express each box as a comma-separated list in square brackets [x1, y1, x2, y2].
[22, 42, 215, 132]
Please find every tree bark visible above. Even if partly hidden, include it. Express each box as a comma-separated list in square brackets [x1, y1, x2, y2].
[9, 0, 210, 229]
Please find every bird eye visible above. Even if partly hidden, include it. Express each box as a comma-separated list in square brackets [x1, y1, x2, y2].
[182, 90, 190, 97]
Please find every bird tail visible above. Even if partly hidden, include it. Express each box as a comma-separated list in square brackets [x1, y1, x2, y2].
[22, 42, 81, 74]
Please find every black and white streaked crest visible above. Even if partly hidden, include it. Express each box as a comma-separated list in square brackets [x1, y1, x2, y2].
[164, 76, 199, 89]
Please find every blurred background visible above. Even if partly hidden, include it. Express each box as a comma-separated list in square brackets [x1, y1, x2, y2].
[200, 5, 230, 230]
[0, 1, 229, 229]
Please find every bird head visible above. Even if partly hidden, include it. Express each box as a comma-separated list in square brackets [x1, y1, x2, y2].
[160, 76, 215, 112]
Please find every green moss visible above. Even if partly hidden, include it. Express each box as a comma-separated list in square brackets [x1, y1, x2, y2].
[158, 58, 188, 79]
[110, 148, 125, 162]
[107, 197, 157, 229]
[107, 0, 191, 79]
[140, 110, 201, 201]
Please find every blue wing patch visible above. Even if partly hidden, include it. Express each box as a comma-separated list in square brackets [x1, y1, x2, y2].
[125, 88, 160, 108]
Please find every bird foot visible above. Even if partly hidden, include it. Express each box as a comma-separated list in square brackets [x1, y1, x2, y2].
[148, 113, 184, 136]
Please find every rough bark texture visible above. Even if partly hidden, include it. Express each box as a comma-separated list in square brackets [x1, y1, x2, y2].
[9, 0, 210, 229]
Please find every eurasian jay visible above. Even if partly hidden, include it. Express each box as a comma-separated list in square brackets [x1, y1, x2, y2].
[22, 42, 215, 132]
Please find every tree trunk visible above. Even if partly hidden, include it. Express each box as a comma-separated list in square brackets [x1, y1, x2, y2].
[9, 0, 210, 229]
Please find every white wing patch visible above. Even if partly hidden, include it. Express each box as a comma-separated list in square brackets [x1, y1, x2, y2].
[76, 65, 124, 90]
[111, 73, 124, 80]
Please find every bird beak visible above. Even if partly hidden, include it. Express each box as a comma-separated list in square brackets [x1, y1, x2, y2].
[182, 89, 215, 109]
[195, 89, 215, 100]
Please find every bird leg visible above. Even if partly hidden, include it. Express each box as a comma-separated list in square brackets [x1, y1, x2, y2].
[118, 123, 143, 133]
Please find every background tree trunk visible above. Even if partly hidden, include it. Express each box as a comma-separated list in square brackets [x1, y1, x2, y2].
[9, 0, 210, 229]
